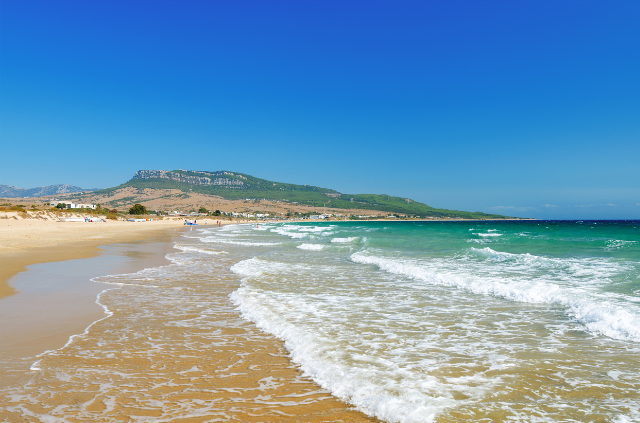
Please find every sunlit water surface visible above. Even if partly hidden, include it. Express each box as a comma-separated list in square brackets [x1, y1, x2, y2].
[2, 220, 639, 423]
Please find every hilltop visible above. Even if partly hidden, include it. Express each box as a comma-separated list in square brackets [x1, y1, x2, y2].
[0, 184, 96, 198]
[64, 169, 510, 219]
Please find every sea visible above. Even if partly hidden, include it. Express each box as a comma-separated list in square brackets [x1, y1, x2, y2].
[2, 220, 639, 422]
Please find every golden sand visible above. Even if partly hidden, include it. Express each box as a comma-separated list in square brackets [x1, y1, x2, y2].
[0, 218, 378, 422]
[0, 217, 195, 299]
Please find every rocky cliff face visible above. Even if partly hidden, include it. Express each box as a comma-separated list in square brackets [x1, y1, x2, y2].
[133, 170, 245, 187]
[0, 184, 94, 198]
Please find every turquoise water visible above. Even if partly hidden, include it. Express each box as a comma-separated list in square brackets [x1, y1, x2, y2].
[222, 220, 640, 422]
[5, 220, 637, 422]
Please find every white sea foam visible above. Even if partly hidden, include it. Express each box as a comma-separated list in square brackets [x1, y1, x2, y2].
[299, 226, 335, 232]
[297, 243, 324, 251]
[331, 237, 359, 243]
[351, 251, 640, 342]
[229, 259, 473, 423]
[270, 226, 309, 239]
[230, 257, 329, 278]
[174, 245, 226, 255]
[270, 224, 336, 240]
[475, 233, 503, 237]
[467, 247, 625, 280]
[604, 239, 637, 251]
[201, 236, 281, 246]
[466, 239, 492, 244]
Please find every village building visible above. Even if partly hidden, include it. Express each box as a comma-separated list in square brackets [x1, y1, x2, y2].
[49, 200, 96, 209]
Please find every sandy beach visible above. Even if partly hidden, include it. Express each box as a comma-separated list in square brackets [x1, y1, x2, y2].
[0, 217, 192, 298]
[0, 217, 377, 422]
[0, 218, 187, 386]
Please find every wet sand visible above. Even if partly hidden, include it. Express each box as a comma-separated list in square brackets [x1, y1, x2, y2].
[0, 222, 378, 422]
[0, 230, 183, 389]
[0, 218, 191, 299]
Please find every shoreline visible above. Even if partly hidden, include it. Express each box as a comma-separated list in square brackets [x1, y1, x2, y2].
[0, 218, 204, 299]
[0, 219, 379, 422]
[0, 224, 186, 389]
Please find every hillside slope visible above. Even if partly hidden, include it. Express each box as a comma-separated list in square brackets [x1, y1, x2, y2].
[94, 170, 509, 219]
[0, 184, 95, 198]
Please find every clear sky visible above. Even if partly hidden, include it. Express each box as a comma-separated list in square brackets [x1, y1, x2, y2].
[1, 0, 638, 219]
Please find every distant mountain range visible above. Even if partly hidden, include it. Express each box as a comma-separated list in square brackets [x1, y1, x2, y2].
[91, 169, 509, 219]
[0, 184, 97, 198]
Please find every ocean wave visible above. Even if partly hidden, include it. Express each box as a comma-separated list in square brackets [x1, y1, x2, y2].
[231, 286, 458, 423]
[269, 224, 337, 240]
[331, 237, 359, 243]
[351, 252, 640, 342]
[297, 243, 324, 251]
[466, 247, 625, 279]
[270, 226, 309, 239]
[299, 226, 336, 232]
[201, 237, 281, 246]
[173, 245, 226, 255]
[466, 239, 493, 244]
[229, 260, 464, 423]
[230, 257, 336, 279]
[604, 239, 637, 251]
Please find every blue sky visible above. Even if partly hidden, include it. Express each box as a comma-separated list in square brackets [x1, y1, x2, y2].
[1, 0, 638, 219]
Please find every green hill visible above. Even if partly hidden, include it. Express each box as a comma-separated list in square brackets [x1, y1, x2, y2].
[96, 169, 510, 219]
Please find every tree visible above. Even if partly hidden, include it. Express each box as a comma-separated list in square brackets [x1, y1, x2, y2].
[56, 203, 67, 209]
[129, 204, 148, 215]
[198, 207, 208, 214]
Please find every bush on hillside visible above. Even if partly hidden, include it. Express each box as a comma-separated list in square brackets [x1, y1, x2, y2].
[129, 204, 148, 215]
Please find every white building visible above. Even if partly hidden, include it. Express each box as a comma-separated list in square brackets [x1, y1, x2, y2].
[49, 200, 96, 209]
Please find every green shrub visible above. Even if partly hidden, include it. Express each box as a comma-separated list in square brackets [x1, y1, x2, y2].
[129, 203, 148, 215]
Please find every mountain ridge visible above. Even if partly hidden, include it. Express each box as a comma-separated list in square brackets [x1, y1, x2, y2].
[91, 169, 511, 219]
[0, 184, 97, 198]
